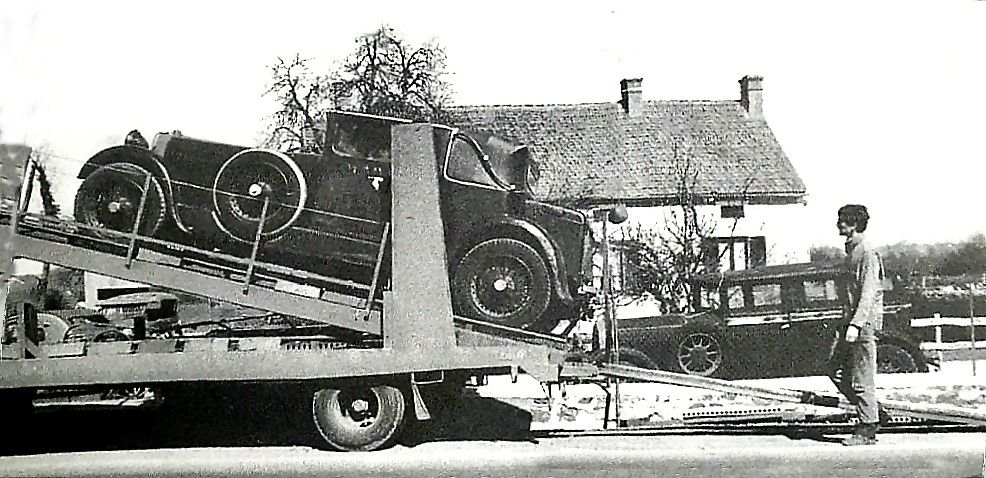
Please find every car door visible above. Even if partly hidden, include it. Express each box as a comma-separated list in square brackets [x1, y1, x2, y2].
[440, 132, 511, 257]
[739, 280, 791, 377]
[778, 276, 842, 376]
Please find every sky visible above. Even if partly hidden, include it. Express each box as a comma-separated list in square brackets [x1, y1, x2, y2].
[1, 0, 984, 249]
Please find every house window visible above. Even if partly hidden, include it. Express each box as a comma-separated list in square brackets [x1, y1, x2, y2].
[721, 205, 745, 219]
[702, 236, 767, 271]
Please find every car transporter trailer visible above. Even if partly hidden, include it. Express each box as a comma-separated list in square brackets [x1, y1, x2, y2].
[1, 125, 985, 452]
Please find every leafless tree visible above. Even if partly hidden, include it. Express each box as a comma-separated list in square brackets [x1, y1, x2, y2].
[28, 146, 62, 307]
[264, 26, 452, 153]
[615, 138, 755, 313]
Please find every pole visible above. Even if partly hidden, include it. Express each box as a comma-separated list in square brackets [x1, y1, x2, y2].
[125, 172, 153, 268]
[599, 210, 621, 427]
[243, 196, 270, 295]
[970, 290, 977, 376]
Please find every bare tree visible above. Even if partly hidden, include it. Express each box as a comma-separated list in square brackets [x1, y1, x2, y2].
[29, 147, 62, 308]
[615, 138, 755, 313]
[264, 26, 452, 153]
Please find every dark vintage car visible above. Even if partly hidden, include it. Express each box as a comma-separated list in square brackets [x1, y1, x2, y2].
[73, 111, 592, 329]
[616, 262, 929, 379]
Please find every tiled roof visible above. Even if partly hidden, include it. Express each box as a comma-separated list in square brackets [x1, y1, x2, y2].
[447, 101, 806, 207]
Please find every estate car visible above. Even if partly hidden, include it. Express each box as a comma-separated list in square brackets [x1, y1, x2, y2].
[616, 262, 928, 379]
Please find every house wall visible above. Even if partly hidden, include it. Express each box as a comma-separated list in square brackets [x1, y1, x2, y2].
[589, 202, 812, 317]
[615, 203, 811, 267]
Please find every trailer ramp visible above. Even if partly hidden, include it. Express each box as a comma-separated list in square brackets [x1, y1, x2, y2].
[600, 363, 986, 427]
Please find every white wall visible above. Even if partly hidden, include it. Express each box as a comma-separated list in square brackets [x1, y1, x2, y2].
[613, 203, 811, 266]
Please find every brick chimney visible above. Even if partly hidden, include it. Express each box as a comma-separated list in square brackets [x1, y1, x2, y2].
[739, 75, 763, 120]
[620, 78, 643, 116]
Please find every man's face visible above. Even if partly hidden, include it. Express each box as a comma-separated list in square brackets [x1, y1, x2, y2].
[836, 217, 855, 237]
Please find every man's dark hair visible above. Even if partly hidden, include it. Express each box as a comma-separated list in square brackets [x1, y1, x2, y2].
[838, 204, 870, 232]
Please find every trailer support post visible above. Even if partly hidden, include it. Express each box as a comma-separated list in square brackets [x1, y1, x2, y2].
[385, 124, 455, 350]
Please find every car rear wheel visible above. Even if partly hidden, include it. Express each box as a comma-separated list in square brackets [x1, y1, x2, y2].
[74, 162, 167, 237]
[452, 238, 551, 329]
[877, 338, 926, 374]
[676, 330, 725, 377]
[312, 383, 407, 452]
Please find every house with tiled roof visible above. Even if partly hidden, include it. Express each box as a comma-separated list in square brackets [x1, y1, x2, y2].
[449, 76, 811, 276]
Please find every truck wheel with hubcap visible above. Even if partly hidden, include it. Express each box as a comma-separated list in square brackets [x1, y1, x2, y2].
[452, 238, 551, 329]
[312, 383, 407, 451]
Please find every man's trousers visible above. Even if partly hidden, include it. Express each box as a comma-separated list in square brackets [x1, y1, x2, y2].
[828, 337, 879, 424]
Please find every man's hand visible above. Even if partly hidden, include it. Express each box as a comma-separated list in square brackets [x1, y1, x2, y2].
[845, 324, 860, 343]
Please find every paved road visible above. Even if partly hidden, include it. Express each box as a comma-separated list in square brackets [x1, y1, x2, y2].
[3, 380, 985, 477]
[2, 432, 984, 477]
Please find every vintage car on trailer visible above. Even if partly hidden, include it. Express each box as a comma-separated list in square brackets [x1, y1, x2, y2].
[616, 262, 929, 379]
[72, 111, 594, 330]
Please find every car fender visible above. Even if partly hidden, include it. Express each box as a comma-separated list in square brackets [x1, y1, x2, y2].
[78, 145, 190, 234]
[457, 218, 573, 304]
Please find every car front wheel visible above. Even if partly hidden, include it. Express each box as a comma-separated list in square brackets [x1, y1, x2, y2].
[452, 238, 551, 329]
[676, 329, 726, 377]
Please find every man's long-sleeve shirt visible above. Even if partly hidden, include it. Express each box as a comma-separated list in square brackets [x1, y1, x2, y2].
[844, 233, 884, 338]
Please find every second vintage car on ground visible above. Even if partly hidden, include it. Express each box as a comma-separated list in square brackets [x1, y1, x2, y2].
[615, 262, 929, 379]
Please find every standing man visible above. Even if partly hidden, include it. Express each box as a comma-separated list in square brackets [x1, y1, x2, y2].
[830, 204, 885, 446]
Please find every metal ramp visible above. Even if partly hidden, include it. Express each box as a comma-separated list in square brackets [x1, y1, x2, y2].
[600, 363, 986, 427]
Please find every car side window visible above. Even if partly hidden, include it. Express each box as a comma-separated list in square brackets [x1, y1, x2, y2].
[751, 284, 782, 308]
[726, 285, 745, 310]
[445, 135, 498, 188]
[804, 279, 839, 305]
[330, 116, 392, 161]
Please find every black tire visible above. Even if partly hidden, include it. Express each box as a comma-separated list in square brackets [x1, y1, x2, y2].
[452, 238, 551, 328]
[675, 329, 726, 377]
[877, 337, 928, 374]
[212, 149, 307, 242]
[74, 162, 167, 237]
[312, 383, 407, 452]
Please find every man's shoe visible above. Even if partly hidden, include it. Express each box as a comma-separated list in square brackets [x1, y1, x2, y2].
[878, 406, 891, 427]
[842, 423, 878, 446]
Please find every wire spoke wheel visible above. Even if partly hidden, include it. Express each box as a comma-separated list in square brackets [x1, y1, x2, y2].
[677, 331, 724, 376]
[74, 162, 166, 237]
[452, 238, 551, 328]
[471, 258, 533, 318]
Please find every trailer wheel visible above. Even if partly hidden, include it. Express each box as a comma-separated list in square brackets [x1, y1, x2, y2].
[676, 329, 725, 377]
[74, 162, 167, 237]
[453, 238, 551, 328]
[312, 383, 407, 451]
